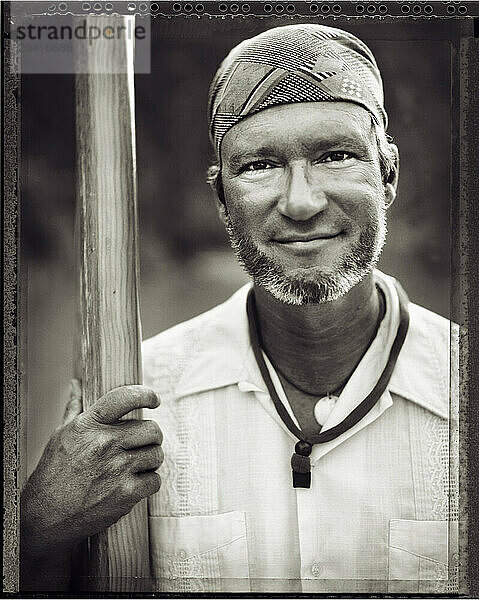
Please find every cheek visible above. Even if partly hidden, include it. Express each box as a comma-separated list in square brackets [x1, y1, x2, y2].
[222, 166, 385, 223]
[323, 170, 385, 217]
[222, 180, 273, 223]
[223, 166, 289, 206]
[225, 203, 263, 240]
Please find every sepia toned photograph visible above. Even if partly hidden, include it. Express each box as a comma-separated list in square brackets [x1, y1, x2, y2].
[3, 1, 477, 595]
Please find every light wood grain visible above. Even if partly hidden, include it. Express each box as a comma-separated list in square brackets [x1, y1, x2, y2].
[74, 15, 150, 592]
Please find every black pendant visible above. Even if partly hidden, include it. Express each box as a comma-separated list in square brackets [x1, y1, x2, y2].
[293, 469, 311, 488]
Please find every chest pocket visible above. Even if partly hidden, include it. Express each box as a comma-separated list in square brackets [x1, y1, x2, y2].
[149, 511, 250, 592]
[388, 519, 449, 581]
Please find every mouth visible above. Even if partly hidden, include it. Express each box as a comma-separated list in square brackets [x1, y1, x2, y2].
[274, 231, 343, 245]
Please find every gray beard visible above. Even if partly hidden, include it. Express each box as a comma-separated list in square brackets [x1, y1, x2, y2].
[224, 208, 387, 305]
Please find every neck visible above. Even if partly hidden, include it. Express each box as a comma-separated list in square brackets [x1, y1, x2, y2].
[253, 272, 383, 395]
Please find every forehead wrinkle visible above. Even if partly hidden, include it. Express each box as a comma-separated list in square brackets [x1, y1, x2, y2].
[295, 111, 375, 154]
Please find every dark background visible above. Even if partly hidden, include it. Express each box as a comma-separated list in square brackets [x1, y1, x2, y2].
[22, 17, 453, 475]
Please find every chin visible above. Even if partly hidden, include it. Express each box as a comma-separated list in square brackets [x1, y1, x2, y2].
[257, 266, 369, 305]
[225, 212, 386, 305]
[232, 237, 378, 305]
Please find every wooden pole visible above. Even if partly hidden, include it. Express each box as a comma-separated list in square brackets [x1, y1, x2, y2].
[74, 15, 150, 592]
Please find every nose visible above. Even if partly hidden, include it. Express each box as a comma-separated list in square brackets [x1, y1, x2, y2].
[277, 162, 328, 221]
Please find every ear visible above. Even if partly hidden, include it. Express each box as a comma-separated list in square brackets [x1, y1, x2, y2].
[215, 195, 229, 226]
[210, 173, 229, 226]
[384, 143, 399, 209]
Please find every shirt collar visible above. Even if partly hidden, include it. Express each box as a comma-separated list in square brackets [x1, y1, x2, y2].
[173, 270, 450, 420]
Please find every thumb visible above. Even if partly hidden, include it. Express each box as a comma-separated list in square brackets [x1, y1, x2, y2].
[63, 379, 83, 425]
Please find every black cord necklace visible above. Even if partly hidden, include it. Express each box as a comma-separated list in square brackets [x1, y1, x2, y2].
[246, 283, 410, 489]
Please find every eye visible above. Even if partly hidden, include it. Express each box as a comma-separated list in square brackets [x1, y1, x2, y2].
[241, 160, 275, 173]
[321, 151, 354, 163]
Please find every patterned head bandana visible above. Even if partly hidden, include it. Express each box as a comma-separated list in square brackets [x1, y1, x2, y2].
[208, 24, 387, 159]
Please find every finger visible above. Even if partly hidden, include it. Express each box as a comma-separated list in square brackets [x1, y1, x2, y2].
[135, 470, 162, 498]
[87, 385, 160, 425]
[63, 379, 83, 425]
[120, 419, 163, 450]
[128, 445, 164, 473]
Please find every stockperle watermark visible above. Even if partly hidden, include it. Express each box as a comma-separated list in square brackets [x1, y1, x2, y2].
[10, 8, 151, 74]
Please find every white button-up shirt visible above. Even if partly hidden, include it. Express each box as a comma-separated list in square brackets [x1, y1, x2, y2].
[142, 270, 458, 594]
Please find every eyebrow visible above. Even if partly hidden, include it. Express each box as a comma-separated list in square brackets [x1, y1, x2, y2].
[226, 146, 280, 171]
[225, 133, 373, 170]
[301, 134, 372, 155]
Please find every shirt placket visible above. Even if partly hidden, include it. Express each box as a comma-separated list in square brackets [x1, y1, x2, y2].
[296, 477, 323, 589]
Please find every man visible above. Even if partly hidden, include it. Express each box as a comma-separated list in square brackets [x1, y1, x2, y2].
[21, 24, 457, 593]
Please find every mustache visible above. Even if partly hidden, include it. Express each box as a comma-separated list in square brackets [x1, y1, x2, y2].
[269, 216, 353, 239]
[222, 204, 352, 237]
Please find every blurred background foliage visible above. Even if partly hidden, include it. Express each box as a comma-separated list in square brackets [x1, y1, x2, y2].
[22, 17, 453, 475]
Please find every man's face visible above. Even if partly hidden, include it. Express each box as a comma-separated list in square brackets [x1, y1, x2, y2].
[220, 102, 391, 305]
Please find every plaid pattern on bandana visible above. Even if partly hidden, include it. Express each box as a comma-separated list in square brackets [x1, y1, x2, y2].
[208, 24, 387, 157]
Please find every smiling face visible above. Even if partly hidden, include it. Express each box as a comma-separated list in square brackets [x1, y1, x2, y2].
[219, 102, 397, 305]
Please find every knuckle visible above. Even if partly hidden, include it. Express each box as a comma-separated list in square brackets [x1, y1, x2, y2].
[72, 411, 89, 430]
[96, 430, 112, 447]
[107, 454, 129, 478]
[118, 450, 133, 469]
[88, 407, 106, 426]
[122, 477, 139, 500]
[92, 430, 116, 457]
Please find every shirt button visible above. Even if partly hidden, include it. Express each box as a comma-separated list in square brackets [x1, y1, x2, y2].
[178, 549, 187, 560]
[311, 562, 323, 577]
